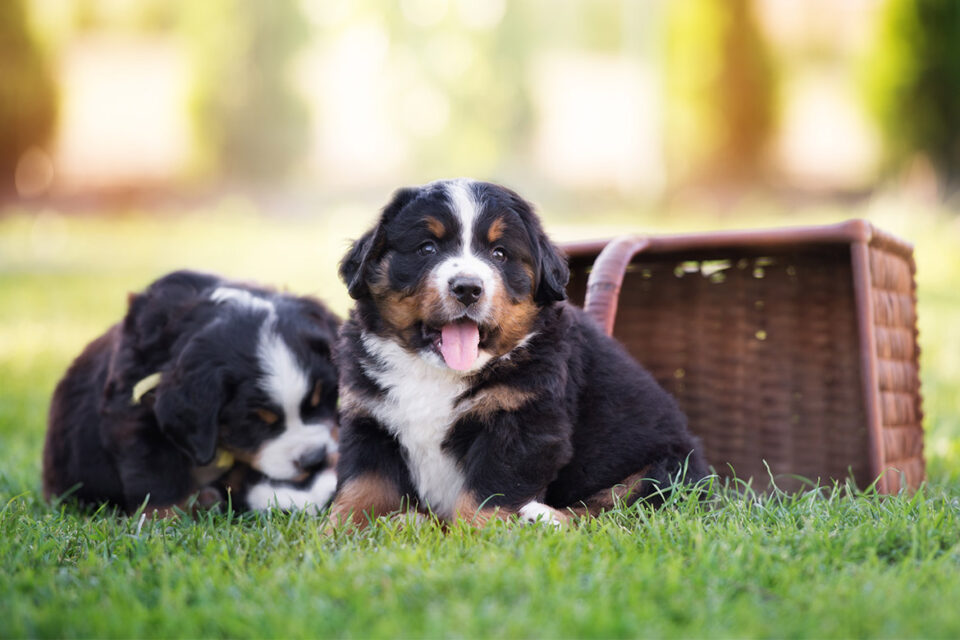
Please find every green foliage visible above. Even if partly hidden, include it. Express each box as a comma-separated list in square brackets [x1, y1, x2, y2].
[866, 0, 960, 190]
[180, 0, 311, 183]
[665, 0, 778, 187]
[0, 0, 58, 197]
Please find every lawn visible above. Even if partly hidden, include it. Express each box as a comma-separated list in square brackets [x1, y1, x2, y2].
[1, 201, 959, 638]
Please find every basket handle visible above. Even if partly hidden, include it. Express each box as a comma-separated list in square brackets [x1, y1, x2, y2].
[584, 235, 651, 336]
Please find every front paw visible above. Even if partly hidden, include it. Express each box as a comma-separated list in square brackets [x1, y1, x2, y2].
[518, 501, 566, 528]
[195, 486, 224, 509]
[245, 469, 337, 514]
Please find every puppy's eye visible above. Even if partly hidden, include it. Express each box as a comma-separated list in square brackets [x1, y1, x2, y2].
[418, 241, 438, 256]
[491, 247, 507, 262]
[254, 409, 279, 425]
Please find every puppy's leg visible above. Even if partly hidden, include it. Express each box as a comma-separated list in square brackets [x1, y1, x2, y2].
[140, 486, 223, 518]
[327, 473, 404, 531]
[453, 491, 510, 527]
[567, 467, 652, 517]
[566, 458, 706, 516]
[115, 440, 200, 516]
[328, 413, 416, 531]
[452, 402, 575, 528]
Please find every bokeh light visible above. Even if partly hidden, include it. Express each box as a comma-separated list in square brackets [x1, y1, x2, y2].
[4, 0, 957, 208]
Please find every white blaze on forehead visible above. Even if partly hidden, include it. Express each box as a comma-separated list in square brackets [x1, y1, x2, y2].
[445, 178, 479, 251]
[257, 325, 309, 418]
[253, 321, 337, 480]
[210, 286, 275, 313]
[431, 179, 498, 308]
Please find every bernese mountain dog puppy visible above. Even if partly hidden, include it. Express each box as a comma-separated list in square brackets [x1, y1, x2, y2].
[43, 270, 341, 516]
[331, 179, 707, 527]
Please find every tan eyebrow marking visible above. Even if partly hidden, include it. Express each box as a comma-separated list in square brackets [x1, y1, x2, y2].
[425, 216, 446, 238]
[487, 217, 506, 243]
[254, 409, 279, 425]
[310, 381, 323, 407]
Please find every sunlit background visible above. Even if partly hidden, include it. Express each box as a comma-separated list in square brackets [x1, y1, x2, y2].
[1, 0, 959, 481]
[3, 0, 959, 208]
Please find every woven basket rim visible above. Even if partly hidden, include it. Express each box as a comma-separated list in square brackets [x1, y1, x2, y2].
[562, 219, 913, 261]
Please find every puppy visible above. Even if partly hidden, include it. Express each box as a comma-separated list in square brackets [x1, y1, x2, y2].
[330, 179, 707, 528]
[43, 270, 340, 515]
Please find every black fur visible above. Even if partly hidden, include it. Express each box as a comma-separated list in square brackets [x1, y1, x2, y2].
[42, 270, 340, 513]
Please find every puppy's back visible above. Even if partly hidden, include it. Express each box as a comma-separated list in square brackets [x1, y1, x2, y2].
[43, 325, 125, 505]
[43, 270, 220, 507]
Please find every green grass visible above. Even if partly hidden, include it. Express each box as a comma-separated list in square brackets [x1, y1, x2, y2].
[1, 203, 959, 638]
[3, 481, 960, 638]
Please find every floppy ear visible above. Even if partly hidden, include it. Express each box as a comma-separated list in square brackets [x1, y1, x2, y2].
[504, 186, 569, 305]
[122, 270, 220, 354]
[339, 226, 382, 299]
[300, 296, 341, 344]
[152, 339, 224, 465]
[104, 270, 221, 408]
[534, 233, 570, 304]
[339, 187, 418, 299]
[295, 297, 340, 359]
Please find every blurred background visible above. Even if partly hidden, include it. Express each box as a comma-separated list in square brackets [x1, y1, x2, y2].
[4, 0, 960, 209]
[0, 0, 958, 486]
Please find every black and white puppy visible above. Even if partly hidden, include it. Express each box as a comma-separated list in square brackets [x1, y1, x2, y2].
[331, 179, 707, 527]
[43, 270, 340, 515]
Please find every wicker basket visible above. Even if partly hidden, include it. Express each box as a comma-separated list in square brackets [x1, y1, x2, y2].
[563, 219, 924, 493]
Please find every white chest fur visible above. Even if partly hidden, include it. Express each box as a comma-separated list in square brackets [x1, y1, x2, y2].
[361, 333, 469, 519]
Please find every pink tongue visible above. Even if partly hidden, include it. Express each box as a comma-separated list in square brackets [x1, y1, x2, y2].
[440, 321, 480, 371]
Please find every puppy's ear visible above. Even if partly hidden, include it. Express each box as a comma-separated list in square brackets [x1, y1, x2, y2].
[105, 271, 221, 406]
[296, 297, 340, 358]
[340, 187, 418, 299]
[505, 188, 569, 305]
[339, 227, 382, 299]
[534, 234, 570, 305]
[123, 270, 220, 353]
[300, 296, 341, 340]
[153, 339, 223, 465]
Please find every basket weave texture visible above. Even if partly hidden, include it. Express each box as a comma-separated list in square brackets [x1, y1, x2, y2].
[563, 220, 924, 493]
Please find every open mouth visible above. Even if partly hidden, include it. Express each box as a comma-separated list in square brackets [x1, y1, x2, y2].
[420, 319, 491, 371]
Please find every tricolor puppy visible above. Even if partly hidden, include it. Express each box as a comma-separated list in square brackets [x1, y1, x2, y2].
[331, 179, 707, 527]
[43, 270, 340, 515]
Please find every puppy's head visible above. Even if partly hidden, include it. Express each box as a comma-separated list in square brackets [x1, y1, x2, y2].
[340, 179, 568, 372]
[133, 278, 340, 481]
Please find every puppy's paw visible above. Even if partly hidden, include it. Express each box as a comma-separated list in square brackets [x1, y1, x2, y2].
[195, 486, 223, 510]
[246, 469, 337, 514]
[518, 501, 565, 528]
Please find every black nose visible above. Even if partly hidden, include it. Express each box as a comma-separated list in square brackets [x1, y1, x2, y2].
[297, 447, 328, 472]
[450, 276, 483, 306]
